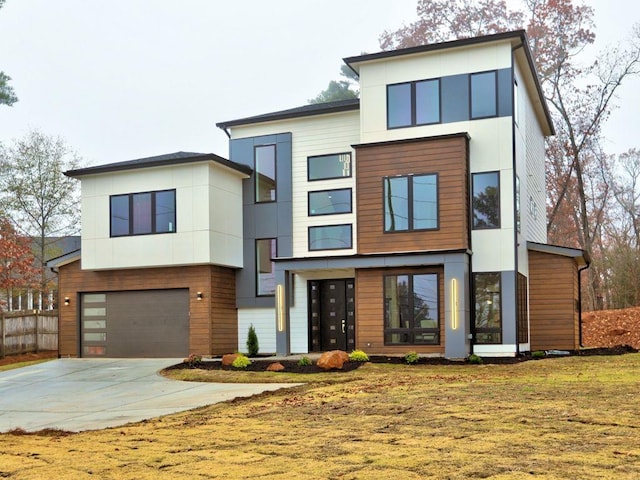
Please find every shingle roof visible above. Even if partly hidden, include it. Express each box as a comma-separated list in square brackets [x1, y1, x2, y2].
[65, 151, 251, 177]
[216, 98, 360, 129]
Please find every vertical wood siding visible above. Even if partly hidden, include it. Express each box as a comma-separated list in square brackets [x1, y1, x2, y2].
[58, 261, 237, 356]
[356, 135, 469, 254]
[528, 251, 579, 351]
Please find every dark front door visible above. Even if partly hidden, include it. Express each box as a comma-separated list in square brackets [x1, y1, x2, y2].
[309, 279, 355, 351]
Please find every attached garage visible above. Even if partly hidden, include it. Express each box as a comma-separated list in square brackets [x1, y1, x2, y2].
[81, 289, 189, 358]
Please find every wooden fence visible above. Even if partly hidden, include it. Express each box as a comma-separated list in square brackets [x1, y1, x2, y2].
[0, 311, 58, 358]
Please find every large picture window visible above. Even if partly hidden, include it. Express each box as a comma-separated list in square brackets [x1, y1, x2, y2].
[384, 273, 439, 345]
[387, 79, 441, 129]
[308, 188, 352, 216]
[470, 71, 497, 119]
[255, 144, 276, 203]
[384, 174, 438, 232]
[256, 239, 276, 296]
[110, 189, 176, 237]
[308, 224, 352, 251]
[472, 172, 500, 229]
[307, 153, 351, 181]
[474, 272, 502, 344]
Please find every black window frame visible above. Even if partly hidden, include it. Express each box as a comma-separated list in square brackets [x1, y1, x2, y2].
[473, 272, 502, 344]
[383, 273, 440, 346]
[517, 273, 529, 344]
[308, 224, 353, 251]
[254, 144, 277, 203]
[255, 238, 277, 297]
[383, 173, 439, 233]
[307, 188, 352, 217]
[470, 70, 498, 120]
[109, 189, 176, 238]
[472, 171, 501, 230]
[307, 152, 352, 182]
[387, 78, 442, 129]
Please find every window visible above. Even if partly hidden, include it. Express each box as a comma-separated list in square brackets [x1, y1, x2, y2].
[517, 273, 528, 343]
[308, 224, 352, 251]
[474, 272, 502, 344]
[256, 239, 276, 296]
[308, 153, 351, 181]
[470, 71, 497, 119]
[387, 79, 441, 128]
[384, 273, 439, 345]
[384, 174, 438, 232]
[513, 78, 519, 125]
[516, 175, 521, 233]
[308, 188, 352, 216]
[472, 172, 500, 229]
[255, 144, 276, 202]
[110, 190, 176, 237]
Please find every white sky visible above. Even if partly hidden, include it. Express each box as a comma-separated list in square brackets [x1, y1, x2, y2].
[0, 0, 638, 166]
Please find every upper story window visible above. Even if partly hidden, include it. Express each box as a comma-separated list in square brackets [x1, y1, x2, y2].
[308, 188, 352, 216]
[470, 71, 497, 119]
[256, 238, 276, 296]
[472, 172, 500, 229]
[308, 224, 352, 251]
[387, 79, 441, 129]
[308, 153, 351, 181]
[384, 174, 438, 232]
[255, 144, 276, 202]
[110, 189, 176, 237]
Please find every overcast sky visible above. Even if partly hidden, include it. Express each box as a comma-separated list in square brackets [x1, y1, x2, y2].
[0, 0, 638, 166]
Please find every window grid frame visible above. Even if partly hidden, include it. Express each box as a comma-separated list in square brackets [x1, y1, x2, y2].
[254, 144, 277, 204]
[307, 188, 353, 217]
[471, 171, 501, 230]
[307, 152, 352, 182]
[386, 78, 442, 129]
[469, 70, 499, 120]
[109, 189, 176, 238]
[383, 173, 440, 233]
[308, 224, 353, 252]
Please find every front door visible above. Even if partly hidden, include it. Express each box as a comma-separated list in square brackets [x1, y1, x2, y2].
[309, 279, 355, 351]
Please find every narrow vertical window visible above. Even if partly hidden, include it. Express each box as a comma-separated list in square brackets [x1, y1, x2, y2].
[471, 71, 497, 119]
[387, 83, 412, 128]
[255, 145, 276, 203]
[472, 172, 500, 229]
[474, 272, 502, 344]
[155, 190, 176, 233]
[412, 174, 438, 230]
[515, 175, 521, 233]
[110, 195, 130, 237]
[384, 177, 409, 232]
[132, 193, 152, 235]
[415, 79, 440, 125]
[256, 238, 276, 296]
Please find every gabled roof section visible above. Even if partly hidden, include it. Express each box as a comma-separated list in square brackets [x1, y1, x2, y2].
[527, 241, 590, 268]
[216, 98, 360, 130]
[46, 248, 81, 269]
[344, 30, 554, 136]
[65, 151, 252, 177]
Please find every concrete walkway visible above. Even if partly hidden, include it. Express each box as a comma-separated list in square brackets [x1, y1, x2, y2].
[0, 358, 300, 433]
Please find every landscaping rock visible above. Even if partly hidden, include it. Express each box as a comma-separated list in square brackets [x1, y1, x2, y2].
[222, 353, 240, 366]
[317, 350, 349, 370]
[266, 362, 285, 372]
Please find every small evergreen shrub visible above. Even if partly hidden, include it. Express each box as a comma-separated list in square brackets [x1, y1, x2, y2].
[404, 351, 419, 365]
[532, 350, 546, 359]
[232, 354, 252, 369]
[349, 349, 369, 362]
[468, 354, 483, 364]
[297, 356, 313, 367]
[246, 324, 259, 357]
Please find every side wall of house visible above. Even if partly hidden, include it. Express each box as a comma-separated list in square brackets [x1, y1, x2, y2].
[528, 251, 579, 351]
[58, 260, 237, 356]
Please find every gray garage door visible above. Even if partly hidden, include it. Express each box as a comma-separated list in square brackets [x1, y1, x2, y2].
[81, 289, 189, 358]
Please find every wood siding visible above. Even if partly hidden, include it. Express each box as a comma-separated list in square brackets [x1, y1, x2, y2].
[355, 266, 445, 355]
[529, 251, 579, 351]
[356, 135, 469, 255]
[58, 261, 237, 356]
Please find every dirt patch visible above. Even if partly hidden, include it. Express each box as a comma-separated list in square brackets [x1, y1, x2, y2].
[582, 306, 640, 349]
[0, 351, 57, 367]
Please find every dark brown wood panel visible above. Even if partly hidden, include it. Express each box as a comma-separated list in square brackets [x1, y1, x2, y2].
[58, 260, 237, 357]
[529, 251, 579, 351]
[356, 135, 469, 255]
[355, 266, 445, 355]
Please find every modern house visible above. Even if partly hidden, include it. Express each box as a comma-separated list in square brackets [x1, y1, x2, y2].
[51, 30, 588, 359]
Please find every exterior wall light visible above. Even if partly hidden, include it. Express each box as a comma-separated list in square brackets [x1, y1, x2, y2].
[276, 284, 285, 332]
[64, 296, 70, 306]
[196, 291, 203, 301]
[450, 279, 458, 330]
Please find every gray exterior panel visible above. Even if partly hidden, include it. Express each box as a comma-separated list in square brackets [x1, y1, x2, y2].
[498, 68, 513, 117]
[441, 74, 469, 124]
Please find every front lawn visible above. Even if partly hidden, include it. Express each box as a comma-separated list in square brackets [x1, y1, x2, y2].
[1, 354, 639, 479]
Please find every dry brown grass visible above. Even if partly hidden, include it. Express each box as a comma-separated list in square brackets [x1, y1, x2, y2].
[1, 354, 640, 479]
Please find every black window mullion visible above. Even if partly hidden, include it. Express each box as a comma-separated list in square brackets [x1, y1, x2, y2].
[411, 82, 417, 126]
[150, 192, 157, 233]
[408, 176, 414, 232]
[128, 193, 134, 236]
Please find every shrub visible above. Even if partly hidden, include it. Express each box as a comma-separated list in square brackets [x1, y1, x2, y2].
[183, 353, 202, 367]
[232, 354, 252, 369]
[532, 350, 546, 359]
[246, 324, 259, 357]
[349, 349, 369, 362]
[404, 351, 419, 365]
[297, 356, 313, 367]
[468, 354, 483, 364]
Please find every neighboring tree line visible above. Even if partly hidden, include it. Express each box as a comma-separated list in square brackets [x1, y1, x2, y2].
[313, 0, 639, 311]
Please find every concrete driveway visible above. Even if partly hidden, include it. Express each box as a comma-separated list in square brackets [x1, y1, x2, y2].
[0, 358, 299, 433]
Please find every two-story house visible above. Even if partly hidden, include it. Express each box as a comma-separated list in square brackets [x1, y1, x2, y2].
[51, 30, 588, 359]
